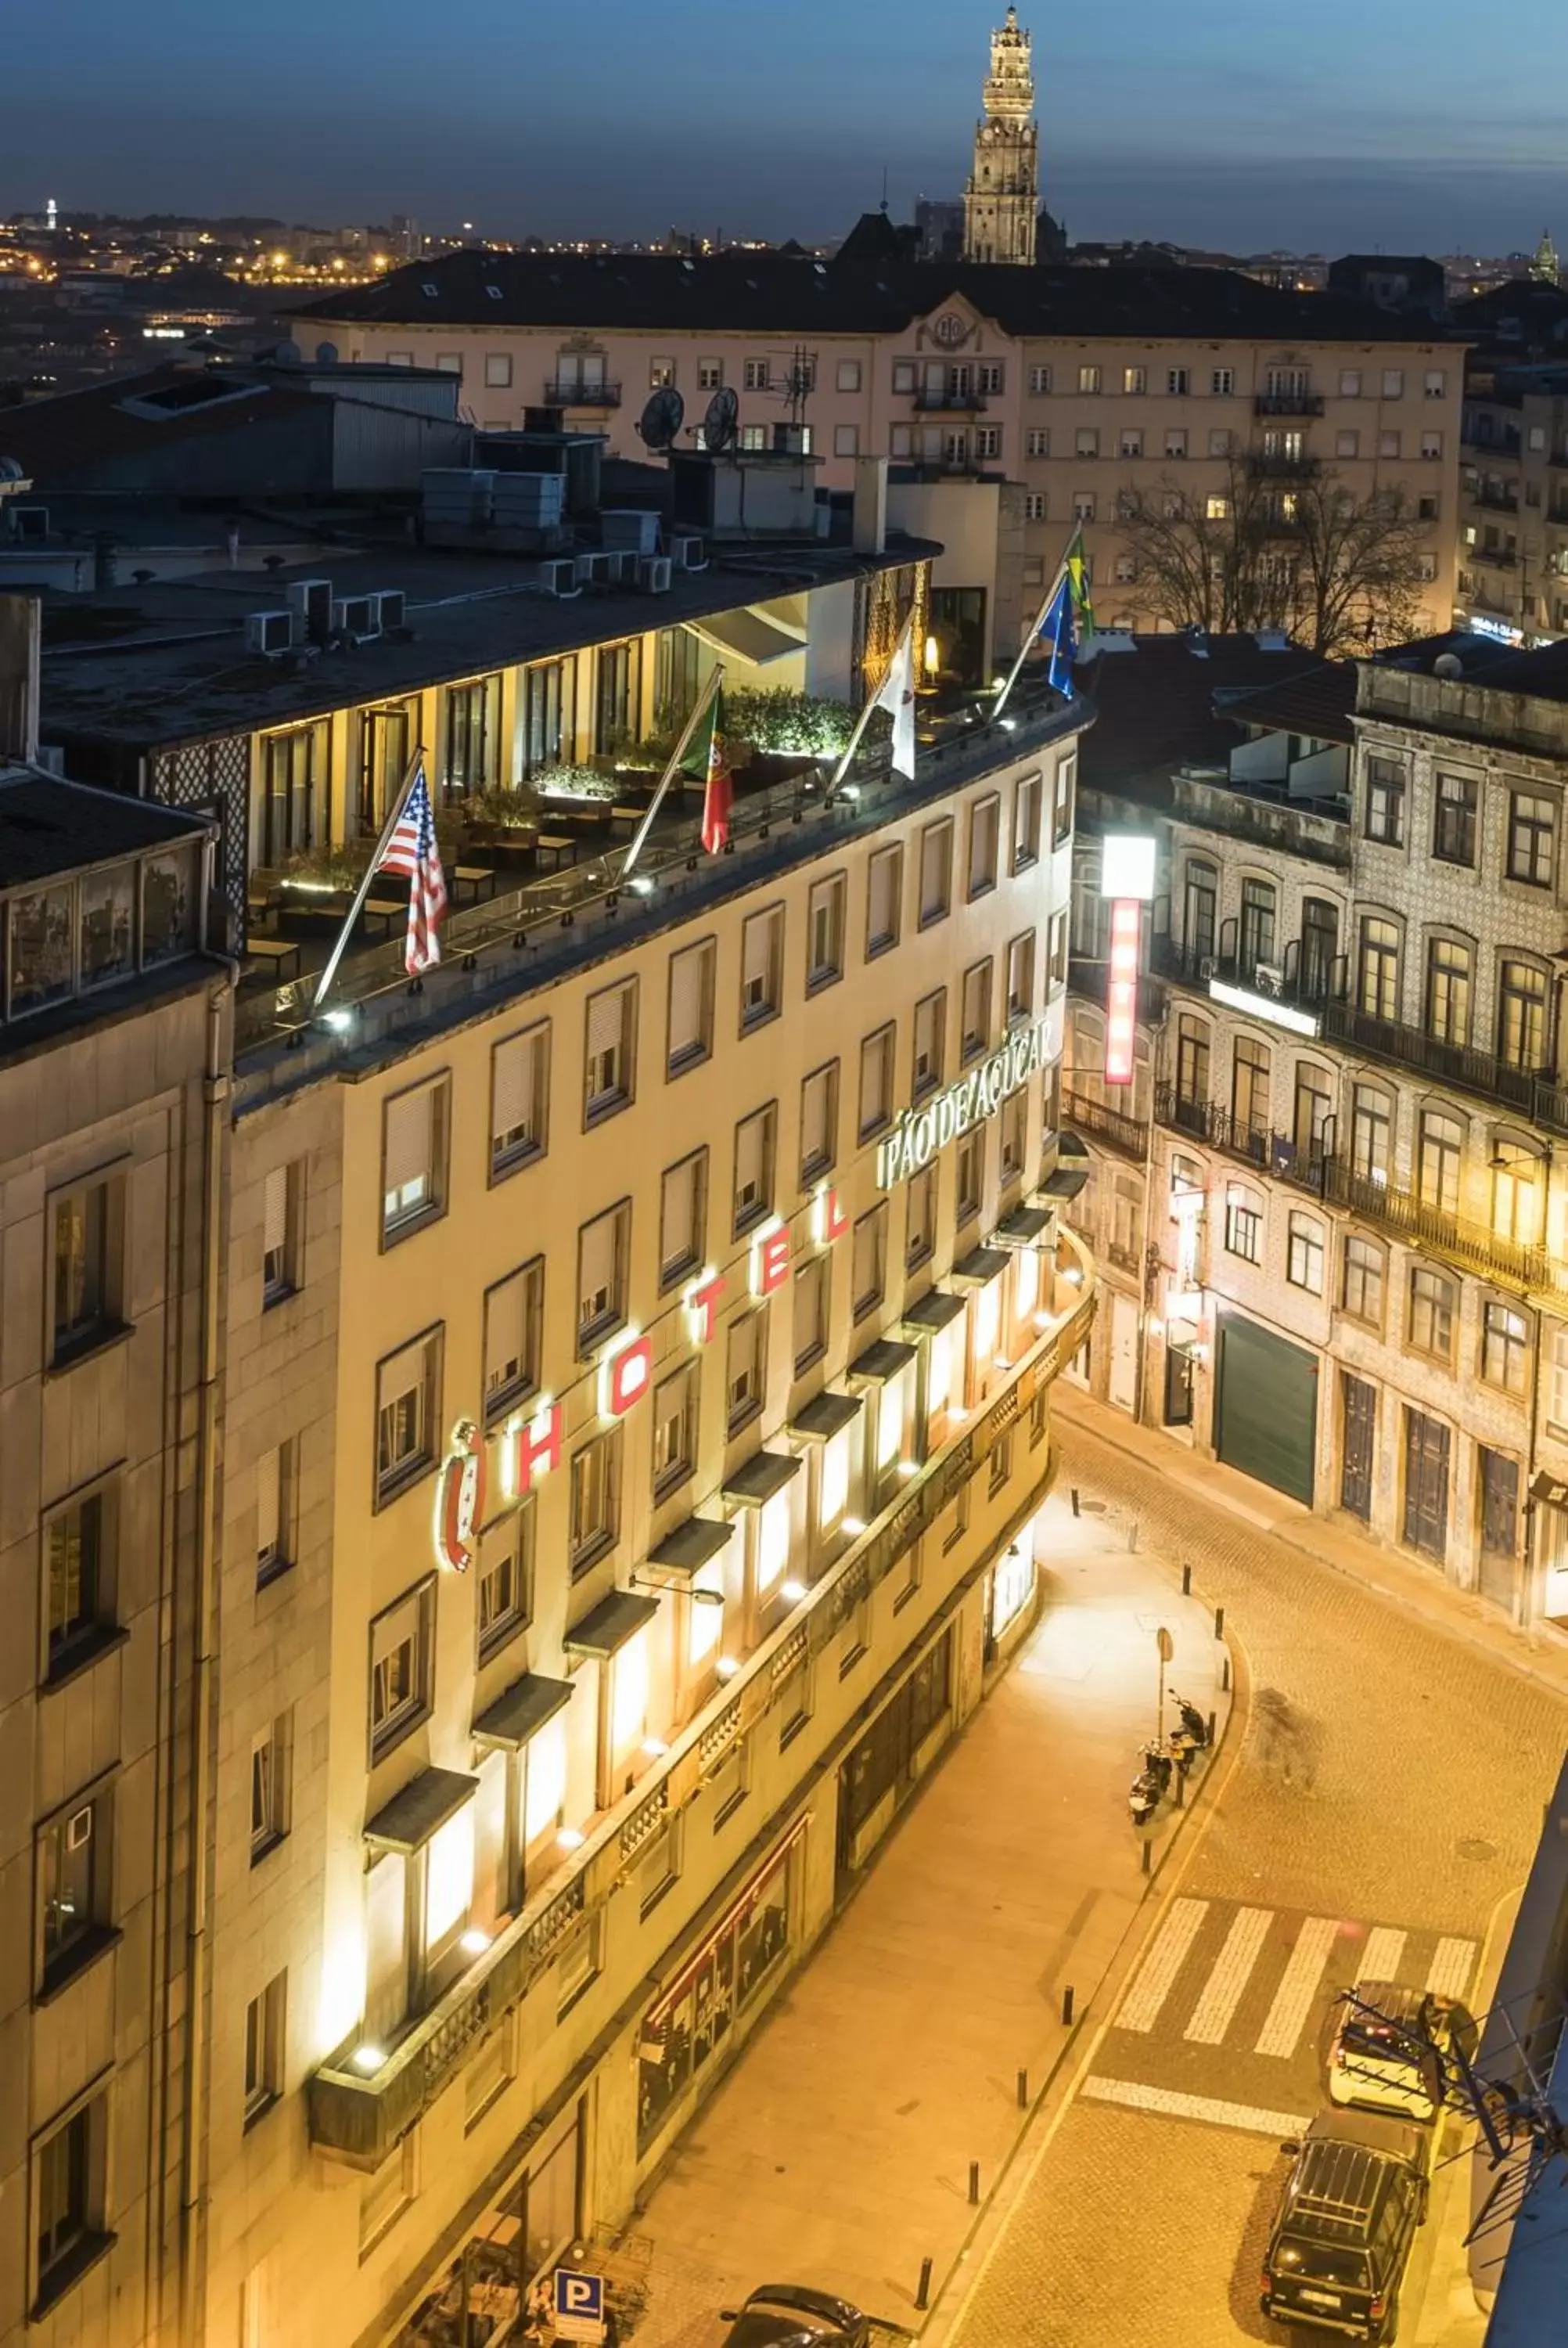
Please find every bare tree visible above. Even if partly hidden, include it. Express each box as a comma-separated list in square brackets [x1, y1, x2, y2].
[1113, 462, 1429, 655]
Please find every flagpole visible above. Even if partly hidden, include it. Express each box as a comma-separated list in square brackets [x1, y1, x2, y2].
[312, 748, 425, 1014]
[991, 525, 1083, 723]
[621, 664, 725, 880]
[824, 613, 913, 808]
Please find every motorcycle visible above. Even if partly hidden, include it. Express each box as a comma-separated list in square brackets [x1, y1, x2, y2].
[1168, 1694, 1210, 1772]
[1128, 1740, 1173, 1826]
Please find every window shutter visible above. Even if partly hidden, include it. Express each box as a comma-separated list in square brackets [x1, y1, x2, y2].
[801, 1076, 826, 1164]
[492, 1035, 531, 1143]
[661, 1158, 696, 1266]
[921, 825, 946, 906]
[257, 1447, 280, 1558]
[743, 915, 771, 992]
[263, 1166, 288, 1256]
[669, 948, 705, 1057]
[587, 985, 624, 1060]
[869, 849, 897, 941]
[735, 1116, 763, 1200]
[580, 1213, 617, 1318]
[384, 1089, 430, 1197]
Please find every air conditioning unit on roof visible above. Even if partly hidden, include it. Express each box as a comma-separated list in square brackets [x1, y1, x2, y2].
[372, 589, 406, 632]
[637, 555, 673, 593]
[671, 532, 707, 571]
[245, 610, 293, 657]
[574, 551, 611, 587]
[604, 549, 638, 585]
[331, 593, 378, 639]
[538, 558, 581, 598]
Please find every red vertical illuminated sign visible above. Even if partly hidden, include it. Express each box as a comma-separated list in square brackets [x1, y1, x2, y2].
[1105, 899, 1140, 1086]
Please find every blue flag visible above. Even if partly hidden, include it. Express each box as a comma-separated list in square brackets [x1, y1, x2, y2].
[1041, 574, 1077, 699]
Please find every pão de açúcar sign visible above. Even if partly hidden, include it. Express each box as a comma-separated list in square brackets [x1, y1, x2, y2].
[875, 1016, 1049, 1190]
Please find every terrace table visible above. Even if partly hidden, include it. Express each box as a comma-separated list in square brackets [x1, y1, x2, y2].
[246, 935, 302, 983]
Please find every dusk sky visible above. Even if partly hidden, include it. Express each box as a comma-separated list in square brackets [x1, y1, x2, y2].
[5, 0, 1565, 254]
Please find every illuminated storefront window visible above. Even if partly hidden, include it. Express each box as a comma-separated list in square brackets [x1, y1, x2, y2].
[637, 1838, 797, 2148]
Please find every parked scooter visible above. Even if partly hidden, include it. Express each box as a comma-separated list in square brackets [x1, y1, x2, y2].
[1167, 1693, 1210, 1774]
[1128, 1740, 1173, 1826]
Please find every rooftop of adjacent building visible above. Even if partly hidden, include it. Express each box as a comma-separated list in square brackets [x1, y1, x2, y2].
[1074, 632, 1350, 812]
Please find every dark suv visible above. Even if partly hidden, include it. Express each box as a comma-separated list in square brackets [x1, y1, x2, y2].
[1261, 2109, 1429, 2342]
[717, 2286, 870, 2348]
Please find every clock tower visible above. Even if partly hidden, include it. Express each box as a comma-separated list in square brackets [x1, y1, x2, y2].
[963, 8, 1038, 266]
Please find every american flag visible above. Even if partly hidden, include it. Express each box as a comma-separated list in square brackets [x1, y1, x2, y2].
[376, 762, 448, 976]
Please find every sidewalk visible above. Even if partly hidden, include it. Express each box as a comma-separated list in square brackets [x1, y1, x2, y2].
[625, 1489, 1232, 2346]
[1052, 1385, 1568, 1705]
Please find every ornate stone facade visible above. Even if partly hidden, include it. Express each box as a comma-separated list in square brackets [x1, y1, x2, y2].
[964, 8, 1039, 267]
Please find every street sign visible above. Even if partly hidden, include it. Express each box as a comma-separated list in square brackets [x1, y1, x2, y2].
[553, 2269, 606, 2344]
[1156, 1627, 1174, 1662]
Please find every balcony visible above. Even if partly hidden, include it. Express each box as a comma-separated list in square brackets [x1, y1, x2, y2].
[543, 379, 622, 408]
[1254, 392, 1325, 417]
[912, 387, 991, 412]
[1318, 998, 1568, 1129]
[1249, 450, 1322, 480]
[1472, 543, 1519, 569]
[1063, 1085, 1150, 1162]
[1151, 933, 1341, 1014]
[1469, 488, 1521, 514]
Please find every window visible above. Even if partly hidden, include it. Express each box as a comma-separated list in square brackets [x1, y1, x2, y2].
[1365, 756, 1406, 845]
[918, 818, 953, 926]
[1424, 936, 1472, 1046]
[261, 1162, 300, 1305]
[244, 1972, 286, 2126]
[1047, 908, 1069, 985]
[1121, 366, 1146, 395]
[725, 1308, 768, 1433]
[999, 1090, 1027, 1183]
[807, 873, 846, 990]
[744, 358, 769, 391]
[1211, 367, 1234, 396]
[858, 1025, 895, 1140]
[442, 675, 501, 800]
[651, 1363, 699, 1500]
[732, 1104, 776, 1235]
[44, 1486, 113, 1676]
[1024, 492, 1047, 521]
[1408, 1266, 1456, 1360]
[1350, 1086, 1392, 1184]
[1164, 427, 1188, 459]
[1492, 1140, 1543, 1244]
[1498, 961, 1548, 1071]
[955, 1129, 984, 1226]
[659, 1149, 707, 1288]
[477, 1507, 533, 1660]
[1358, 918, 1401, 1022]
[255, 1438, 294, 1583]
[1006, 931, 1036, 1024]
[1239, 877, 1277, 971]
[1225, 1189, 1261, 1263]
[960, 959, 993, 1061]
[375, 1330, 441, 1507]
[1029, 365, 1052, 394]
[369, 1577, 435, 1760]
[912, 989, 945, 1098]
[577, 1201, 630, 1351]
[50, 1178, 118, 1362]
[570, 1428, 620, 1568]
[1482, 1301, 1529, 1395]
[1382, 369, 1405, 399]
[1378, 430, 1402, 460]
[584, 980, 636, 1121]
[1551, 1327, 1568, 1434]
[1117, 428, 1144, 459]
[891, 358, 916, 394]
[484, 352, 512, 388]
[1336, 428, 1361, 459]
[851, 1203, 887, 1320]
[491, 1022, 549, 1176]
[741, 905, 784, 1026]
[1433, 772, 1478, 866]
[1208, 429, 1233, 458]
[1167, 367, 1189, 396]
[1026, 427, 1050, 458]
[1507, 791, 1555, 887]
[250, 1716, 291, 1863]
[798, 1062, 839, 1187]
[1341, 1235, 1384, 1327]
[793, 1251, 830, 1374]
[1417, 1109, 1463, 1215]
[1286, 1214, 1325, 1294]
[34, 2095, 108, 2312]
[1183, 859, 1218, 962]
[1424, 369, 1447, 399]
[1077, 364, 1101, 394]
[1074, 427, 1099, 459]
[649, 357, 677, 387]
[1013, 769, 1042, 870]
[382, 1079, 448, 1243]
[865, 843, 902, 957]
[1206, 495, 1231, 520]
[667, 939, 714, 1075]
[1232, 1035, 1271, 1139]
[38, 1784, 112, 1987]
[836, 358, 861, 392]
[1053, 754, 1076, 846]
[975, 425, 1001, 459]
[1175, 1016, 1210, 1108]
[1421, 430, 1442, 459]
[1293, 1065, 1332, 1162]
[484, 1259, 544, 1421]
[967, 794, 1000, 896]
[1340, 369, 1363, 398]
[905, 1165, 936, 1270]
[696, 357, 724, 390]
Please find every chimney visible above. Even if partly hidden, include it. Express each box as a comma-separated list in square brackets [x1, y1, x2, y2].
[0, 592, 41, 765]
[852, 456, 889, 556]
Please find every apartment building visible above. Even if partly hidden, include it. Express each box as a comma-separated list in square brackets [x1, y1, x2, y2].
[1458, 358, 1568, 641]
[0, 597, 225, 2346]
[1063, 628, 1568, 1637]
[293, 252, 1462, 637]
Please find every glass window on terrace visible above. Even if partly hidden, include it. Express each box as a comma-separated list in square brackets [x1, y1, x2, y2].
[4, 843, 203, 1021]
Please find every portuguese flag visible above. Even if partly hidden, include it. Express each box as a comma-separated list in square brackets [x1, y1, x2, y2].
[682, 686, 734, 855]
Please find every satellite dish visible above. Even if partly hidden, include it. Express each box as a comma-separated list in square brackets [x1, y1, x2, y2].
[0, 456, 25, 482]
[703, 386, 739, 454]
[1433, 653, 1464, 679]
[275, 340, 302, 367]
[638, 387, 685, 452]
[315, 340, 340, 366]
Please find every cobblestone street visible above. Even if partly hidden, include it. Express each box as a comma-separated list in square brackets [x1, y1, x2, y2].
[944, 1397, 1568, 2348]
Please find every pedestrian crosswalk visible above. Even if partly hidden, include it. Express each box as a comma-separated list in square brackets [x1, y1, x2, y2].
[1111, 1896, 1477, 2058]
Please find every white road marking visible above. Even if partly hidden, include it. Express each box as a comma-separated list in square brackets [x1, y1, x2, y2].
[1255, 1916, 1340, 2058]
[1083, 2076, 1308, 2138]
[1185, 1907, 1273, 2045]
[1426, 1936, 1477, 1999]
[1115, 1898, 1208, 2034]
[1358, 1927, 1407, 1986]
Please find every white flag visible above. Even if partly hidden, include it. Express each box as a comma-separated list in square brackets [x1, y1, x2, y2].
[872, 626, 916, 780]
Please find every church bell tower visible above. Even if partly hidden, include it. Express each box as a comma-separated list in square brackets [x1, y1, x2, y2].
[963, 7, 1038, 265]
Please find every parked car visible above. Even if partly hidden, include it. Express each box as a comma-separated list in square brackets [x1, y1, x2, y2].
[1326, 1979, 1476, 2125]
[1261, 2109, 1430, 2342]
[717, 2285, 871, 2348]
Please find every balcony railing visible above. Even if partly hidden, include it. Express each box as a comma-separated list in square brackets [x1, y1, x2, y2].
[1063, 1086, 1150, 1161]
[1469, 488, 1521, 514]
[1151, 933, 1340, 1011]
[1318, 998, 1565, 1125]
[543, 379, 622, 407]
[1254, 392, 1325, 417]
[912, 387, 990, 412]
[1250, 452, 1321, 480]
[1472, 544, 1518, 568]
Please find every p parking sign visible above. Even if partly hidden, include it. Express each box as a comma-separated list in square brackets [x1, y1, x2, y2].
[553, 2269, 606, 2344]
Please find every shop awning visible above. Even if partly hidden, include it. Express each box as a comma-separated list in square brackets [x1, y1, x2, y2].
[901, 1287, 967, 1336]
[849, 1337, 918, 1383]
[952, 1245, 1011, 1287]
[683, 607, 805, 667]
[365, 1766, 477, 1855]
[789, 1389, 864, 1441]
[648, 1514, 733, 1576]
[471, 1672, 574, 1752]
[1040, 1162, 1090, 1200]
[722, 1448, 803, 1507]
[996, 1204, 1054, 1245]
[564, 1589, 660, 1658]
